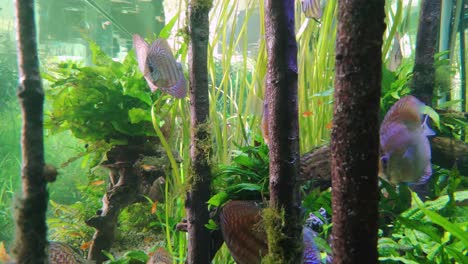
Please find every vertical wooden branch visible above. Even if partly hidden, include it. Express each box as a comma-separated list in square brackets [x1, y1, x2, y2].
[411, 0, 442, 105]
[459, 2, 466, 115]
[331, 0, 385, 263]
[264, 0, 302, 263]
[186, 1, 213, 263]
[13, 0, 49, 263]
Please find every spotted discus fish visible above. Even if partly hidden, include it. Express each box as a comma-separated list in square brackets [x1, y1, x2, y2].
[379, 95, 435, 185]
[220, 200, 323, 264]
[301, 0, 323, 19]
[133, 34, 187, 98]
[5, 242, 88, 264]
[146, 247, 172, 264]
[48, 242, 88, 264]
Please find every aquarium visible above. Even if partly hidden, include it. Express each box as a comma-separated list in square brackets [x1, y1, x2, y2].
[1, 0, 467, 263]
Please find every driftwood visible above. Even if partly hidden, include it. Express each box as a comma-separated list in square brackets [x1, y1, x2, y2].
[86, 141, 173, 263]
[299, 145, 331, 187]
[299, 136, 468, 187]
[430, 137, 468, 174]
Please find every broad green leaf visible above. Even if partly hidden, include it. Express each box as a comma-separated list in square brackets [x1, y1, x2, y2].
[128, 108, 152, 124]
[230, 183, 262, 193]
[379, 257, 420, 264]
[445, 245, 468, 263]
[438, 100, 462, 109]
[205, 219, 218, 230]
[124, 250, 149, 262]
[207, 191, 229, 207]
[397, 217, 441, 242]
[412, 192, 468, 245]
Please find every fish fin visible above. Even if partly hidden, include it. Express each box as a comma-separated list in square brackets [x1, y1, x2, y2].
[422, 115, 436, 136]
[153, 38, 174, 57]
[409, 162, 432, 187]
[144, 76, 159, 93]
[172, 71, 187, 98]
[421, 162, 432, 183]
[381, 95, 424, 130]
[132, 34, 149, 74]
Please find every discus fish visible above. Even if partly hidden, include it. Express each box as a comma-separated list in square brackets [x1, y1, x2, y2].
[379, 95, 435, 185]
[303, 227, 323, 264]
[133, 34, 187, 98]
[147, 247, 172, 264]
[220, 200, 325, 264]
[301, 0, 323, 19]
[5, 242, 90, 264]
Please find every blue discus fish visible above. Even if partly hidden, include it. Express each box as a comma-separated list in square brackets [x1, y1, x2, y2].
[379, 95, 435, 185]
[303, 227, 322, 264]
[133, 34, 187, 98]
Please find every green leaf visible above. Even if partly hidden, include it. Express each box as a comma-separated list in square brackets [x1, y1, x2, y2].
[122, 79, 153, 106]
[378, 257, 420, 264]
[101, 250, 115, 261]
[124, 250, 149, 262]
[88, 40, 113, 66]
[412, 192, 468, 245]
[159, 13, 180, 39]
[207, 191, 229, 207]
[445, 245, 468, 263]
[233, 154, 255, 168]
[438, 100, 462, 109]
[205, 219, 218, 230]
[396, 217, 441, 242]
[311, 87, 333, 97]
[229, 183, 262, 193]
[128, 108, 152, 124]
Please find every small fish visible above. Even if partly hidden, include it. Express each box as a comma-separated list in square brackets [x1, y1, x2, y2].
[101, 20, 112, 30]
[379, 95, 435, 185]
[133, 34, 187, 98]
[301, 0, 323, 19]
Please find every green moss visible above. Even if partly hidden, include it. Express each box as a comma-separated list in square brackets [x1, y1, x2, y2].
[262, 207, 303, 264]
[187, 122, 213, 192]
[262, 207, 286, 264]
[191, 0, 213, 10]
